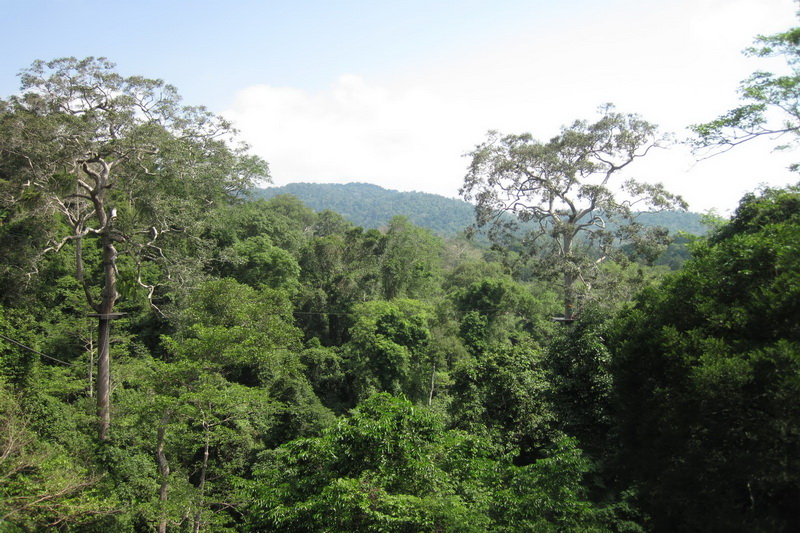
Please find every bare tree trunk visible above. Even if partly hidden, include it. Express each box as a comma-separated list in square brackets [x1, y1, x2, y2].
[193, 426, 211, 533]
[86, 327, 94, 398]
[96, 233, 119, 441]
[564, 269, 576, 320]
[157, 411, 171, 533]
[96, 317, 111, 440]
[428, 364, 436, 406]
[563, 233, 576, 320]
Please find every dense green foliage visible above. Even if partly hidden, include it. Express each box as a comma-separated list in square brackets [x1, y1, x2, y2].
[244, 393, 609, 532]
[609, 185, 800, 531]
[253, 182, 705, 238]
[1, 24, 799, 531]
[253, 182, 476, 237]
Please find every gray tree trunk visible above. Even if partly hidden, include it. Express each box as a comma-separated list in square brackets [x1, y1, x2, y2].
[157, 411, 171, 533]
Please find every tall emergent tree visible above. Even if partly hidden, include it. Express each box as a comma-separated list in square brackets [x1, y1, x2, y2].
[0, 57, 268, 439]
[692, 22, 800, 163]
[460, 105, 686, 319]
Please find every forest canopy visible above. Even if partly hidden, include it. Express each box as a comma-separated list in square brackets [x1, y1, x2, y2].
[1, 14, 799, 531]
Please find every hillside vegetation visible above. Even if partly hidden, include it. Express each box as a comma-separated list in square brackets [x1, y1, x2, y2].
[253, 182, 707, 237]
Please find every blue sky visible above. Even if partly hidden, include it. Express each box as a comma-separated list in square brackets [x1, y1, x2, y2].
[2, 0, 799, 212]
[1, 1, 556, 106]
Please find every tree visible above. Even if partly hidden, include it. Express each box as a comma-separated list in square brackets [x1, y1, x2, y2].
[609, 185, 800, 531]
[296, 225, 385, 346]
[460, 105, 686, 319]
[130, 361, 280, 533]
[692, 23, 800, 164]
[379, 216, 443, 301]
[543, 307, 614, 458]
[453, 276, 557, 350]
[219, 235, 301, 292]
[449, 342, 554, 462]
[344, 299, 433, 404]
[243, 393, 497, 532]
[0, 378, 115, 530]
[243, 393, 612, 532]
[0, 57, 268, 439]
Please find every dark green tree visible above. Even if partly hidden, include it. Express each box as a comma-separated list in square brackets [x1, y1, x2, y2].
[243, 393, 607, 532]
[544, 308, 613, 458]
[207, 198, 310, 256]
[380, 216, 444, 301]
[218, 235, 300, 291]
[453, 276, 557, 350]
[610, 185, 800, 531]
[0, 377, 116, 530]
[244, 393, 496, 532]
[343, 299, 433, 404]
[449, 342, 555, 463]
[296, 225, 384, 345]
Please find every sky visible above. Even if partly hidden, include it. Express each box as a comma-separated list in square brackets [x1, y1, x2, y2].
[1, 0, 799, 213]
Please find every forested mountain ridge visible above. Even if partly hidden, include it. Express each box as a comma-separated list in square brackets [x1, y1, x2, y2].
[253, 182, 707, 237]
[252, 182, 476, 236]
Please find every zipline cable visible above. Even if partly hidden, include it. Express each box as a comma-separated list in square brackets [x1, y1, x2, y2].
[0, 333, 75, 366]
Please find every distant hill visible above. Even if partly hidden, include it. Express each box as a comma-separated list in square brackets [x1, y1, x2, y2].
[631, 210, 707, 236]
[251, 182, 706, 237]
[252, 182, 475, 236]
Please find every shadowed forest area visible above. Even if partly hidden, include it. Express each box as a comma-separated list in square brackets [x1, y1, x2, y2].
[1, 17, 800, 533]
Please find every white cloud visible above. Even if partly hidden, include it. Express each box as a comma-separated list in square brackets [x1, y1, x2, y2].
[224, 0, 799, 213]
[225, 74, 482, 197]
